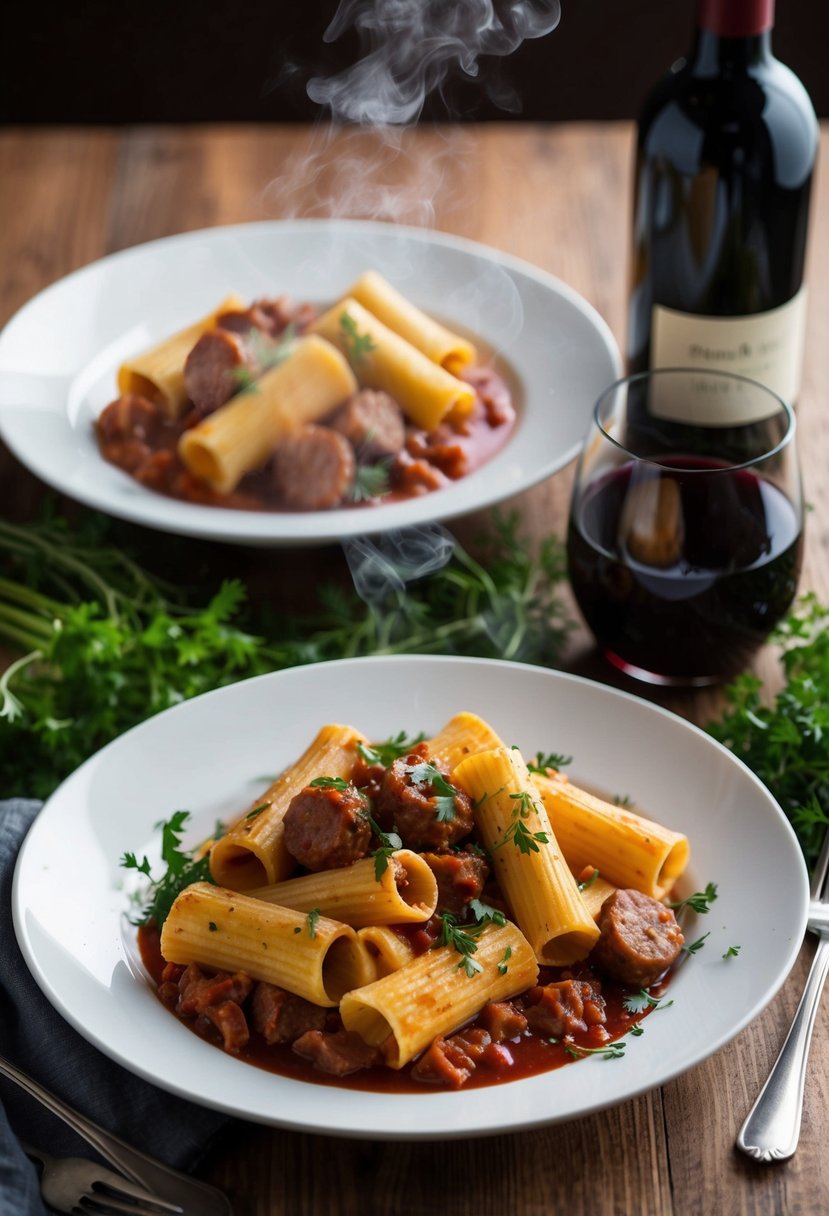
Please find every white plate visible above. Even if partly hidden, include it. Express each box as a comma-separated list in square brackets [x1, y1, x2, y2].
[0, 220, 620, 546]
[13, 657, 808, 1139]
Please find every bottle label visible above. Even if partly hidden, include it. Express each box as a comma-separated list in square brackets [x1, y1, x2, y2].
[650, 288, 806, 423]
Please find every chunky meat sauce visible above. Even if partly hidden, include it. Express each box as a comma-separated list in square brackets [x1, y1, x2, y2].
[141, 741, 685, 1094]
[96, 295, 516, 513]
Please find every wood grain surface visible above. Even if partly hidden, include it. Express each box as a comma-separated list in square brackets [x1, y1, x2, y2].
[1, 123, 826, 1216]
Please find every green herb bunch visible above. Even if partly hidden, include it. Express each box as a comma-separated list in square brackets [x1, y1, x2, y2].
[708, 592, 829, 867]
[0, 508, 573, 799]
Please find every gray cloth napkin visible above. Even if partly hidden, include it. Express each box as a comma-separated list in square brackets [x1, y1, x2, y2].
[0, 799, 231, 1216]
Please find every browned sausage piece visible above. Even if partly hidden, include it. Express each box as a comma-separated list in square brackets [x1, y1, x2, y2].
[421, 850, 489, 916]
[271, 425, 356, 510]
[184, 329, 250, 414]
[590, 888, 685, 988]
[329, 389, 406, 461]
[282, 782, 371, 871]
[250, 982, 327, 1044]
[523, 979, 606, 1038]
[375, 754, 474, 851]
[292, 1028, 383, 1076]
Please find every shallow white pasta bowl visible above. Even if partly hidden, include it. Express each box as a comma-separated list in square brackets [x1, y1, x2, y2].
[0, 219, 620, 546]
[13, 656, 809, 1139]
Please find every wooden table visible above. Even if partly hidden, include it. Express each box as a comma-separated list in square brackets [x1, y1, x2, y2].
[1, 123, 827, 1216]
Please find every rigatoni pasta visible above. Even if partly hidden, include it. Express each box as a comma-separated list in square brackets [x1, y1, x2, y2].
[453, 746, 600, 965]
[310, 297, 476, 430]
[133, 707, 690, 1094]
[347, 269, 477, 372]
[248, 849, 437, 928]
[160, 883, 364, 1006]
[209, 723, 367, 890]
[117, 295, 245, 417]
[178, 336, 357, 494]
[340, 921, 538, 1068]
[534, 772, 690, 899]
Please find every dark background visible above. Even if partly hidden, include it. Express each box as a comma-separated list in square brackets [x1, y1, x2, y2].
[1, 0, 826, 125]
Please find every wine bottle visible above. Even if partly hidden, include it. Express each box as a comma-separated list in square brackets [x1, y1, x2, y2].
[627, 0, 818, 429]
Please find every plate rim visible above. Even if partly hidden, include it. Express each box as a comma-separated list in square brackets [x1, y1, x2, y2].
[11, 655, 810, 1139]
[0, 218, 621, 546]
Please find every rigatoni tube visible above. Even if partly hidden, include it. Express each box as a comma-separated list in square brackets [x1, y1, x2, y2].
[453, 747, 600, 966]
[340, 921, 537, 1068]
[178, 335, 357, 494]
[311, 297, 476, 431]
[160, 883, 364, 1006]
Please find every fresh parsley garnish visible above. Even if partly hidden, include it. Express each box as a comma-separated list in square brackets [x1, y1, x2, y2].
[349, 461, 392, 503]
[622, 989, 674, 1015]
[357, 732, 427, 767]
[578, 868, 600, 892]
[682, 932, 711, 956]
[365, 812, 403, 880]
[245, 803, 268, 820]
[527, 750, 572, 774]
[120, 810, 214, 928]
[496, 946, 512, 976]
[230, 326, 296, 396]
[468, 898, 507, 927]
[723, 944, 742, 959]
[549, 1038, 626, 1060]
[437, 914, 486, 978]
[613, 793, 633, 808]
[307, 908, 321, 939]
[405, 760, 459, 821]
[668, 882, 718, 915]
[339, 312, 376, 364]
[309, 775, 349, 790]
[494, 790, 549, 854]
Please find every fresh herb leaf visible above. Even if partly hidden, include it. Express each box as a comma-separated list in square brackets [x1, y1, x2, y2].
[437, 913, 486, 978]
[497, 946, 512, 975]
[230, 327, 295, 396]
[405, 760, 459, 821]
[722, 944, 741, 959]
[245, 803, 269, 820]
[668, 882, 718, 915]
[365, 812, 403, 880]
[357, 732, 427, 767]
[493, 790, 549, 854]
[527, 750, 572, 774]
[622, 989, 674, 1015]
[613, 793, 633, 808]
[349, 461, 391, 503]
[556, 1040, 626, 1060]
[339, 312, 377, 364]
[629, 1024, 645, 1037]
[682, 932, 711, 956]
[468, 898, 507, 927]
[309, 776, 350, 790]
[120, 810, 214, 928]
[707, 593, 829, 867]
[307, 908, 321, 939]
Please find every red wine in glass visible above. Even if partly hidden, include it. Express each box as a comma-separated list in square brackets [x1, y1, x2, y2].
[567, 457, 803, 684]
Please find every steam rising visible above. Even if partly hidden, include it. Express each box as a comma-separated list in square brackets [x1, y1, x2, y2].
[343, 525, 457, 602]
[266, 2, 562, 606]
[308, 0, 562, 125]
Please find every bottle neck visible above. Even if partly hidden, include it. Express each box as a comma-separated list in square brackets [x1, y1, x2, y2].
[691, 2, 774, 74]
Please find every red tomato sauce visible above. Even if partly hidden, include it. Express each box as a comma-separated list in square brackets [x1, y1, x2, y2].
[138, 923, 665, 1094]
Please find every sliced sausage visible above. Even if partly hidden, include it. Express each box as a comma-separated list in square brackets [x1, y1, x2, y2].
[329, 389, 406, 461]
[272, 425, 356, 510]
[184, 329, 250, 414]
[591, 888, 685, 988]
[375, 754, 474, 851]
[410, 1027, 491, 1088]
[282, 782, 371, 871]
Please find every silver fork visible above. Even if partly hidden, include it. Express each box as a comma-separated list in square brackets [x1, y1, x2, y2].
[736, 824, 829, 1162]
[23, 1142, 182, 1215]
[0, 1053, 233, 1214]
